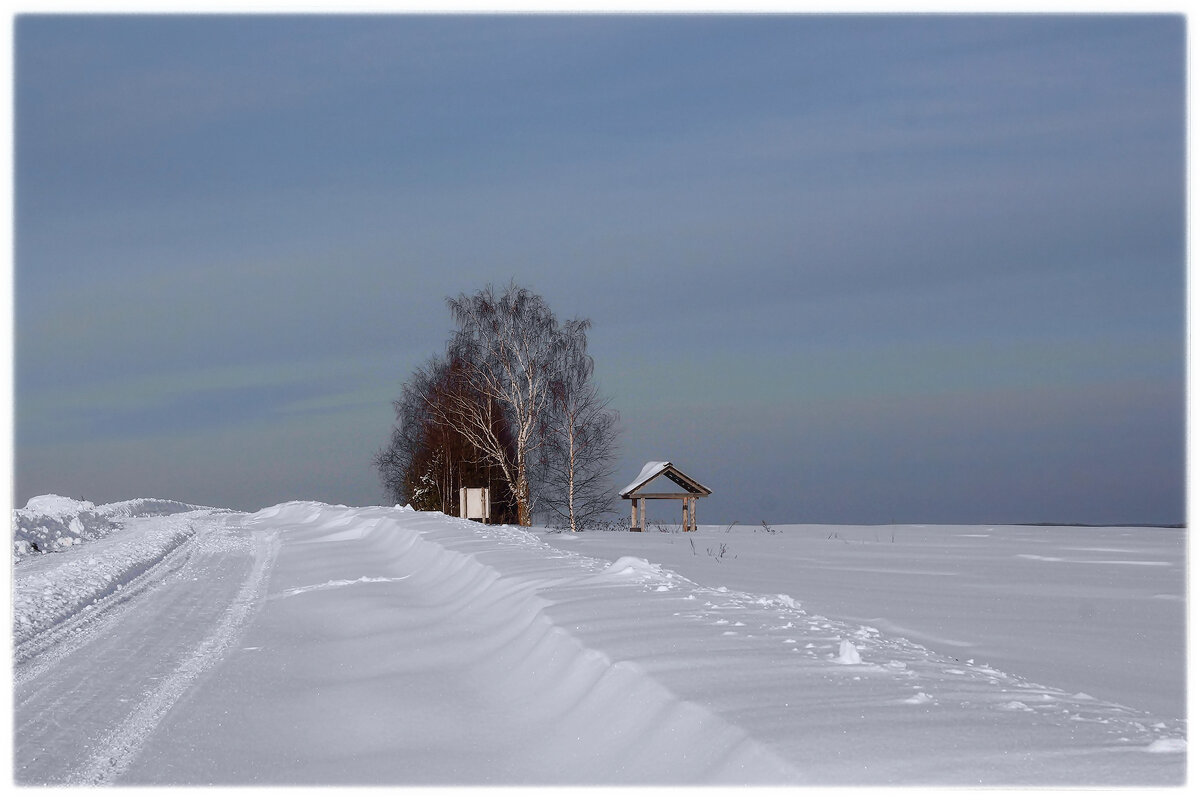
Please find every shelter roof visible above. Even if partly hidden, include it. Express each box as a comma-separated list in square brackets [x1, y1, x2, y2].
[620, 461, 712, 498]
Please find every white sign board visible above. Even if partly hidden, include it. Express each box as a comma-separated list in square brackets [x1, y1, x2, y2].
[459, 487, 490, 522]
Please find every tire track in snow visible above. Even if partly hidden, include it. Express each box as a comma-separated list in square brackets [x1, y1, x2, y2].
[13, 517, 204, 659]
[14, 530, 200, 688]
[66, 526, 280, 786]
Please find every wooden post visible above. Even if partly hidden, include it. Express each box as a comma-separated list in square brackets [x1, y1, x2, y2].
[689, 496, 696, 531]
[638, 498, 646, 532]
[631, 498, 638, 531]
[682, 499, 688, 531]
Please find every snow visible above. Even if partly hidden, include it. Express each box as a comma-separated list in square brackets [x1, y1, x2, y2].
[619, 460, 712, 496]
[12, 499, 1187, 785]
[12, 508, 218, 646]
[620, 460, 670, 495]
[12, 493, 219, 561]
[23, 494, 96, 518]
[548, 522, 1188, 721]
[833, 639, 863, 665]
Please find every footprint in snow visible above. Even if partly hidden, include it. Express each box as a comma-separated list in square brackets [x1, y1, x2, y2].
[832, 640, 863, 665]
[998, 700, 1033, 712]
[1145, 738, 1186, 754]
[901, 692, 934, 705]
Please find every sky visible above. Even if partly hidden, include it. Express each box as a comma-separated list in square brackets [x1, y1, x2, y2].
[9, 13, 1187, 524]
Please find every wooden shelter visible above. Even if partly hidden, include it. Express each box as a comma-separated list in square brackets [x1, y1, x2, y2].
[620, 461, 712, 532]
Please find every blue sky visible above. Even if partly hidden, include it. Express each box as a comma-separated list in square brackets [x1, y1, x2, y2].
[12, 14, 1186, 523]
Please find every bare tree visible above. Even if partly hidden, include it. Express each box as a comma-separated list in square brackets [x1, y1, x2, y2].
[539, 319, 620, 531]
[380, 282, 621, 529]
[438, 283, 567, 526]
[375, 356, 440, 507]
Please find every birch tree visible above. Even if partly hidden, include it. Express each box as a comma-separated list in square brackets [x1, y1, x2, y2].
[539, 318, 620, 531]
[440, 283, 566, 526]
[380, 282, 620, 528]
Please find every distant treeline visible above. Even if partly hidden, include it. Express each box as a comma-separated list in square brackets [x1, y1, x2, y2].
[1017, 522, 1185, 529]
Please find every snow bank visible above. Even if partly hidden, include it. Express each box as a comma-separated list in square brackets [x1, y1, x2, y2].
[11, 494, 227, 644]
[24, 494, 97, 518]
[94, 498, 220, 518]
[12, 494, 219, 561]
[12, 495, 116, 559]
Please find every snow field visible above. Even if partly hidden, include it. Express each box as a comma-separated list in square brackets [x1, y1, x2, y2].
[525, 540, 1185, 783]
[12, 498, 1187, 784]
[547, 522, 1187, 720]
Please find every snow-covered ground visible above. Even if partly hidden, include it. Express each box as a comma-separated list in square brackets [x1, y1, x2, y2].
[11, 497, 1187, 785]
[544, 520, 1188, 721]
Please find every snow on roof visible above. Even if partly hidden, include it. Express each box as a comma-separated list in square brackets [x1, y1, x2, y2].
[620, 461, 670, 497]
[620, 461, 712, 497]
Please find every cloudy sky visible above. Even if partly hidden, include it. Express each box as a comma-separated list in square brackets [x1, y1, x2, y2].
[12, 14, 1185, 524]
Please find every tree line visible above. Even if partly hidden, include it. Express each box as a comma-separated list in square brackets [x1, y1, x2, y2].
[375, 283, 619, 530]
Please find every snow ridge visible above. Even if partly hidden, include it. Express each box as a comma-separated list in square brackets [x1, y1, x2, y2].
[227, 502, 805, 783]
[12, 494, 224, 560]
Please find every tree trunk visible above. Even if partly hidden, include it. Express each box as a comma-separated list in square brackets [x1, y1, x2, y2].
[515, 456, 532, 527]
[567, 421, 577, 532]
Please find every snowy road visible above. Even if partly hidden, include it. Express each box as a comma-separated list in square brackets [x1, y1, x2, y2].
[14, 512, 274, 784]
[12, 503, 1186, 785]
